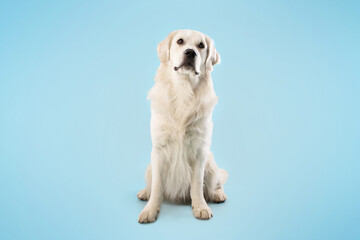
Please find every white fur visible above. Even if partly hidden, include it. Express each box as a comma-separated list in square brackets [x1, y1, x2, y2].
[138, 30, 228, 223]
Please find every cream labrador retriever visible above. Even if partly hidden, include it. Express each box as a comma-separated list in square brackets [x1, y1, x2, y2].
[137, 30, 228, 223]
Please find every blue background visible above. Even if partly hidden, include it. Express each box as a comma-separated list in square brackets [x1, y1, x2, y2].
[1, 0, 359, 239]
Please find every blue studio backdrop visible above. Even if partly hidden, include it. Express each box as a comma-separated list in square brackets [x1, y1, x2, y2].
[0, 0, 359, 239]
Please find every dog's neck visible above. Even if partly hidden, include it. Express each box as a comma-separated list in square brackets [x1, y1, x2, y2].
[171, 71, 201, 90]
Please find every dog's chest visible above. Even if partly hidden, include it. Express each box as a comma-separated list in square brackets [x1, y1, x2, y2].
[169, 83, 197, 122]
[163, 81, 215, 142]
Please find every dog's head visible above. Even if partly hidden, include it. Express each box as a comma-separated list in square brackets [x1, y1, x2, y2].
[157, 30, 220, 76]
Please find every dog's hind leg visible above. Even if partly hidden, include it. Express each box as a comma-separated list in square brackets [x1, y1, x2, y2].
[137, 164, 152, 201]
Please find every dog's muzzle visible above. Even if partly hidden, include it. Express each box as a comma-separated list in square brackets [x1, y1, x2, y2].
[174, 49, 199, 75]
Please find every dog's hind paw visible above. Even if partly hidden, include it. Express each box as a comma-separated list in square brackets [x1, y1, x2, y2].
[212, 188, 227, 203]
[137, 189, 149, 201]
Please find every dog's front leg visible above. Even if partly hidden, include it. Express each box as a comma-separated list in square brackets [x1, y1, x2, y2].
[191, 151, 213, 220]
[138, 150, 163, 223]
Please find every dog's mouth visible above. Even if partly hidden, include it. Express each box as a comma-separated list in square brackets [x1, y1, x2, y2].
[174, 62, 199, 75]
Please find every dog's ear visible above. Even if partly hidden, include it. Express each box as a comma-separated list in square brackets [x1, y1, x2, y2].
[157, 31, 177, 63]
[205, 35, 220, 72]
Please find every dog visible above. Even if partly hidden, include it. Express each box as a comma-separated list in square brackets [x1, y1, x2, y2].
[137, 29, 228, 223]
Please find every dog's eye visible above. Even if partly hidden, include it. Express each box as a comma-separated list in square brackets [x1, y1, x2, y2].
[177, 38, 184, 45]
[198, 42, 204, 49]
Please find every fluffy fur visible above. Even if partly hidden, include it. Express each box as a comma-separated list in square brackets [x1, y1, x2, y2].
[138, 30, 228, 223]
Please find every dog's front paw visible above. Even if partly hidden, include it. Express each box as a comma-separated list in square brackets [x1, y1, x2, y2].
[192, 204, 213, 220]
[138, 207, 160, 223]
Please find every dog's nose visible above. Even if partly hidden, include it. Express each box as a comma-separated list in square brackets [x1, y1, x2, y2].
[184, 49, 196, 59]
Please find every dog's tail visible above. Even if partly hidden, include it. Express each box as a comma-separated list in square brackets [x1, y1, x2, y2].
[219, 169, 228, 185]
